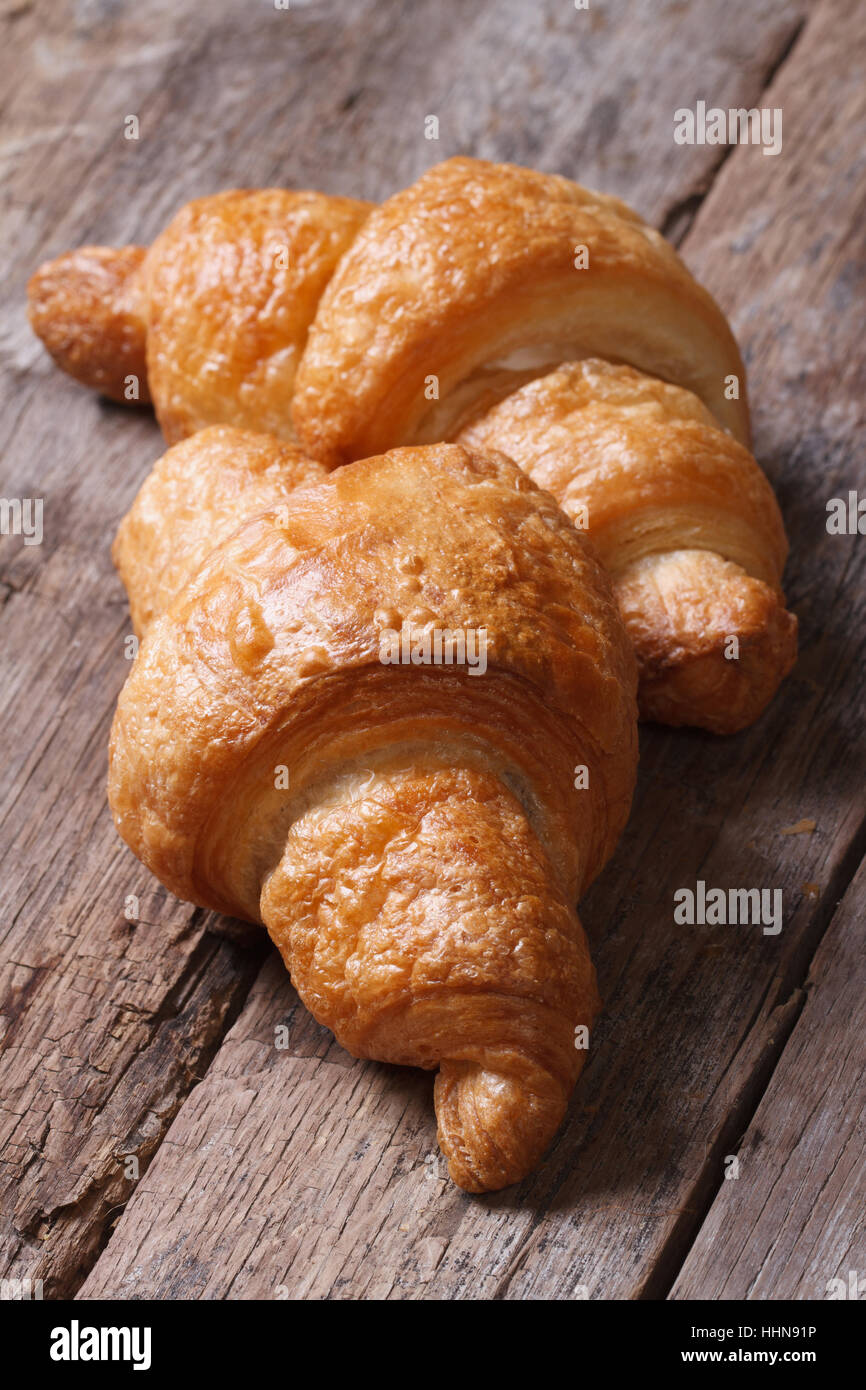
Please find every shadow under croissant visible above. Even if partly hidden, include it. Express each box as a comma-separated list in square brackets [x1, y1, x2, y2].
[239, 934, 669, 1214]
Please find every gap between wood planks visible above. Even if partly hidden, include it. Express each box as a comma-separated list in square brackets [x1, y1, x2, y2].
[660, 15, 807, 246]
[641, 1, 865, 1297]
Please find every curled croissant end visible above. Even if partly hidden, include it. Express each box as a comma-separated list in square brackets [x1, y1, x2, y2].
[618, 551, 798, 734]
[460, 360, 797, 734]
[27, 189, 373, 442]
[292, 156, 750, 466]
[27, 245, 150, 403]
[435, 1057, 574, 1193]
[259, 758, 601, 1195]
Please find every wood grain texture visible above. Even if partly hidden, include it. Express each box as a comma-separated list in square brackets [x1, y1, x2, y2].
[2, 0, 861, 1301]
[669, 855, 866, 1301]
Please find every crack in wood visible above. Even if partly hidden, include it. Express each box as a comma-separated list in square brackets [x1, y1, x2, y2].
[661, 14, 808, 246]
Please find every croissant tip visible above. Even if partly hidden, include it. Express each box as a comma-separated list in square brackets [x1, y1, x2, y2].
[637, 604, 798, 735]
[27, 245, 150, 403]
[435, 1058, 570, 1194]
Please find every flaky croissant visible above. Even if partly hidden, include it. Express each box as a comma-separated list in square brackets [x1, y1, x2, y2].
[28, 158, 746, 454]
[458, 360, 797, 734]
[291, 157, 751, 463]
[29, 157, 795, 732]
[109, 434, 638, 1191]
[27, 188, 371, 443]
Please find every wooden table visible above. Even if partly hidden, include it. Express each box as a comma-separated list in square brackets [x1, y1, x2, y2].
[1, 0, 863, 1301]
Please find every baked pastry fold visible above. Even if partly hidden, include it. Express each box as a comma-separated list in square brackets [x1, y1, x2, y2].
[113, 424, 326, 636]
[109, 438, 638, 1190]
[459, 360, 797, 733]
[28, 188, 372, 442]
[291, 157, 751, 465]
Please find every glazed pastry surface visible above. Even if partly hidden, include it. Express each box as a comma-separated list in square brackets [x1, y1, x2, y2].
[292, 157, 750, 465]
[145, 189, 372, 443]
[28, 188, 372, 442]
[113, 424, 326, 636]
[459, 360, 797, 733]
[109, 439, 638, 1190]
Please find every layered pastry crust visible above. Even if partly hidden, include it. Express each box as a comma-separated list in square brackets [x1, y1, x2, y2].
[113, 424, 326, 636]
[109, 440, 638, 1190]
[145, 189, 372, 443]
[460, 359, 797, 732]
[28, 188, 372, 441]
[292, 157, 750, 466]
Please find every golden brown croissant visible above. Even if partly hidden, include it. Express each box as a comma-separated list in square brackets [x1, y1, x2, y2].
[28, 159, 746, 454]
[458, 360, 797, 734]
[109, 435, 638, 1191]
[27, 188, 371, 443]
[291, 157, 751, 464]
[30, 158, 795, 732]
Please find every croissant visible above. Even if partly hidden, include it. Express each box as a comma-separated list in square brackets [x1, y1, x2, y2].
[291, 157, 751, 463]
[109, 433, 638, 1191]
[458, 360, 797, 733]
[29, 157, 795, 733]
[28, 159, 746, 455]
[27, 188, 371, 443]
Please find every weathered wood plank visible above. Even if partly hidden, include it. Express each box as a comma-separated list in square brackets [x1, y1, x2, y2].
[0, 535, 266, 1296]
[669, 855, 866, 1301]
[77, 0, 866, 1299]
[1, 0, 808, 279]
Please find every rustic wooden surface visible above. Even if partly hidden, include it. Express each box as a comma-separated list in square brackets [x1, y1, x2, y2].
[2, 0, 864, 1300]
[670, 854, 866, 1300]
